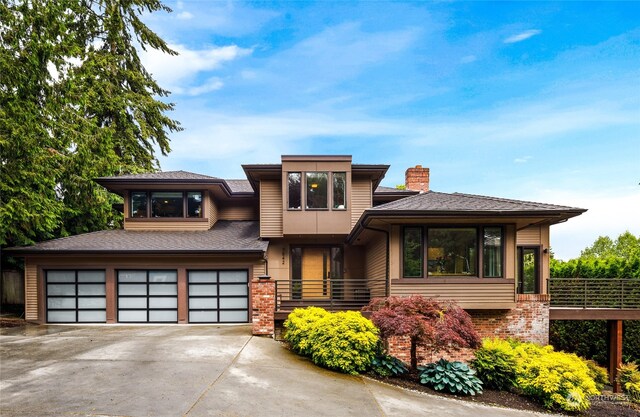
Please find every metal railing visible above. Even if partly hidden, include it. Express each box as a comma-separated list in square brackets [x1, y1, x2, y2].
[275, 278, 388, 312]
[548, 278, 640, 309]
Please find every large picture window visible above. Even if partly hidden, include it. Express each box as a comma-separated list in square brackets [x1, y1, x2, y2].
[401, 226, 503, 278]
[129, 191, 203, 219]
[427, 228, 476, 276]
[306, 172, 328, 209]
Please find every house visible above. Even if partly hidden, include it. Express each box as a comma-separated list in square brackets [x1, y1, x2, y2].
[7, 155, 586, 352]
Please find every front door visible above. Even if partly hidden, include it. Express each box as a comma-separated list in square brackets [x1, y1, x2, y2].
[292, 246, 343, 299]
[517, 247, 540, 294]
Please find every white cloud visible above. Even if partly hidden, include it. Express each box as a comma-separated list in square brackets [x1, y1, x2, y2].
[504, 29, 542, 44]
[514, 156, 532, 163]
[140, 43, 252, 95]
[176, 11, 193, 20]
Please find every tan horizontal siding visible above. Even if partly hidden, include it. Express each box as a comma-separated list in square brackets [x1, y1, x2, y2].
[365, 234, 386, 280]
[517, 226, 541, 245]
[351, 179, 372, 229]
[260, 180, 283, 237]
[390, 282, 515, 309]
[25, 262, 38, 321]
[219, 205, 257, 221]
[124, 221, 210, 231]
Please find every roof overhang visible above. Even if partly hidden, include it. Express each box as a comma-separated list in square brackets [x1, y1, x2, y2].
[95, 177, 254, 199]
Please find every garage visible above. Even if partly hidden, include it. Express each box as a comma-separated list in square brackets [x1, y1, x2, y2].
[46, 270, 107, 323]
[188, 270, 249, 323]
[117, 270, 178, 323]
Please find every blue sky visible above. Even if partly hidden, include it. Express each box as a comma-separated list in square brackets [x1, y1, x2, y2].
[140, 1, 639, 260]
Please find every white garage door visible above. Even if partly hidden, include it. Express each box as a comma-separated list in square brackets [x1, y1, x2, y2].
[117, 270, 178, 323]
[46, 270, 107, 323]
[188, 270, 249, 323]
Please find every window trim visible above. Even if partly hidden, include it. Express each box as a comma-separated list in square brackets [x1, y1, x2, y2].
[400, 225, 505, 279]
[127, 190, 205, 220]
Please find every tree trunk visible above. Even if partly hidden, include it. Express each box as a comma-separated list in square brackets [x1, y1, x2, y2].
[410, 338, 417, 370]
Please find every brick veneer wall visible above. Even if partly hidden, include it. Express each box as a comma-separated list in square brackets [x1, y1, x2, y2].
[387, 295, 550, 366]
[251, 278, 275, 336]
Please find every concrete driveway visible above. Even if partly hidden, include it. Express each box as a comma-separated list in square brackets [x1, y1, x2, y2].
[0, 325, 552, 417]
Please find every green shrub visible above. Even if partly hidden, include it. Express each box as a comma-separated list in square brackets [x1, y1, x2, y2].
[306, 311, 379, 375]
[618, 362, 640, 404]
[471, 338, 518, 390]
[513, 343, 599, 412]
[419, 359, 483, 396]
[370, 354, 408, 377]
[585, 359, 609, 391]
[283, 307, 330, 355]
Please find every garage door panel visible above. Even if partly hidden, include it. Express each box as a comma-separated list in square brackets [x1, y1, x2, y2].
[48, 311, 77, 323]
[220, 285, 247, 296]
[189, 311, 217, 323]
[78, 311, 106, 322]
[119, 284, 147, 295]
[148, 297, 177, 309]
[78, 284, 105, 296]
[119, 310, 147, 322]
[149, 284, 177, 295]
[47, 271, 76, 282]
[78, 271, 105, 282]
[78, 298, 106, 309]
[48, 284, 76, 296]
[220, 310, 248, 322]
[118, 297, 147, 308]
[118, 271, 146, 282]
[189, 271, 217, 283]
[219, 271, 248, 283]
[189, 298, 217, 309]
[219, 298, 248, 309]
[149, 310, 177, 322]
[149, 271, 177, 282]
[189, 285, 217, 296]
[48, 298, 76, 309]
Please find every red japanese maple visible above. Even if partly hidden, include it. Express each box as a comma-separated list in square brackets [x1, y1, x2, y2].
[363, 295, 480, 369]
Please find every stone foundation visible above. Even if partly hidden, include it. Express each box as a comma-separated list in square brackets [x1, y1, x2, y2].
[387, 295, 550, 366]
[251, 277, 275, 336]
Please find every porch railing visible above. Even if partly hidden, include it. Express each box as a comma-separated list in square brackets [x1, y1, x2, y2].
[548, 278, 640, 309]
[275, 278, 388, 312]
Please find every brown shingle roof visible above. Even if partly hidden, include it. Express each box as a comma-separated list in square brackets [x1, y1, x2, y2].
[98, 170, 220, 181]
[225, 179, 253, 193]
[370, 191, 585, 213]
[7, 221, 267, 254]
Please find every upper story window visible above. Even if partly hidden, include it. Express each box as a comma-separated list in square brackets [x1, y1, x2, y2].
[306, 172, 328, 209]
[129, 191, 203, 219]
[287, 171, 347, 211]
[288, 172, 302, 210]
[402, 226, 503, 278]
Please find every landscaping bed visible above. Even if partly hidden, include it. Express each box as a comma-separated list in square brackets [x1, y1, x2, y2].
[369, 371, 640, 417]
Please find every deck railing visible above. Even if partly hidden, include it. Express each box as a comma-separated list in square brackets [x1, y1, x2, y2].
[548, 278, 640, 309]
[275, 278, 388, 312]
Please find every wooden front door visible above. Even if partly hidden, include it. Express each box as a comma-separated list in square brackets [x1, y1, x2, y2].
[301, 247, 329, 298]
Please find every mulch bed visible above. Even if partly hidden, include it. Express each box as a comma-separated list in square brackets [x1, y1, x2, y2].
[369, 370, 640, 417]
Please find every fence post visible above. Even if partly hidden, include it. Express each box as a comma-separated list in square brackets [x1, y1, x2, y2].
[584, 279, 587, 308]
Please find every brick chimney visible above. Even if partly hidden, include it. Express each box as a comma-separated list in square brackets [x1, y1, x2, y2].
[405, 165, 430, 193]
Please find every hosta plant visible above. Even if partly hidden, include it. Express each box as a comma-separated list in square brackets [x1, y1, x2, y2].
[419, 359, 483, 396]
[370, 354, 408, 377]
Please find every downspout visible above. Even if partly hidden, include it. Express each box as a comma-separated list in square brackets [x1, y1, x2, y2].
[362, 224, 390, 297]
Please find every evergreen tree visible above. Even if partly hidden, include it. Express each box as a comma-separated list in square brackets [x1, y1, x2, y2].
[0, 0, 181, 247]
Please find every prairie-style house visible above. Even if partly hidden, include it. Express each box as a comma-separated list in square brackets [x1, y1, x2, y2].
[8, 155, 586, 349]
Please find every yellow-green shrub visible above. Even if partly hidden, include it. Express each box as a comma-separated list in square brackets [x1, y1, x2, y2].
[307, 311, 379, 375]
[514, 344, 599, 412]
[585, 359, 609, 391]
[471, 338, 518, 390]
[283, 307, 330, 355]
[618, 362, 640, 404]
